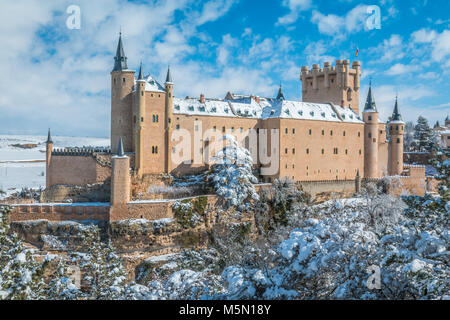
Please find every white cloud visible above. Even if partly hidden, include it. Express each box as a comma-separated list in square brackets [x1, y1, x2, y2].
[411, 29, 438, 43]
[216, 34, 237, 65]
[276, 0, 312, 26]
[411, 28, 450, 64]
[310, 5, 369, 38]
[303, 41, 335, 66]
[385, 63, 419, 76]
[368, 34, 404, 63]
[0, 0, 241, 137]
[418, 71, 439, 80]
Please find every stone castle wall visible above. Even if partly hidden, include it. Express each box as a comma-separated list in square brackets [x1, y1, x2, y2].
[41, 183, 111, 203]
[297, 180, 357, 198]
[48, 154, 111, 187]
[9, 203, 110, 222]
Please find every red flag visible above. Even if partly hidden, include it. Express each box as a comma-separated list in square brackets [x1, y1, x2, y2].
[356, 47, 359, 57]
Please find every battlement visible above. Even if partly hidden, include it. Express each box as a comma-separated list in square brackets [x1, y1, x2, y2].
[52, 147, 112, 168]
[300, 60, 361, 114]
[52, 147, 111, 156]
[301, 60, 361, 78]
[9, 203, 110, 222]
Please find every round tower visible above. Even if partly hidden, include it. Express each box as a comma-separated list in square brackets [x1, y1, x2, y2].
[388, 97, 404, 176]
[45, 128, 53, 188]
[164, 66, 174, 173]
[111, 33, 135, 153]
[135, 62, 146, 177]
[363, 82, 379, 179]
[111, 137, 130, 207]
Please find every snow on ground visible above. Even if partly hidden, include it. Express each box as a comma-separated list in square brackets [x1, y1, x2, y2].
[0, 135, 109, 199]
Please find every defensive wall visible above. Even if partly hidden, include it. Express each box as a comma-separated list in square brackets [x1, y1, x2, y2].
[47, 148, 112, 187]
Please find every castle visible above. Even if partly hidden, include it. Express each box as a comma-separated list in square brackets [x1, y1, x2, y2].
[47, 34, 404, 185]
[7, 34, 431, 223]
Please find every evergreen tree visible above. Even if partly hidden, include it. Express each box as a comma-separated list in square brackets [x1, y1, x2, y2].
[71, 226, 127, 300]
[206, 135, 259, 211]
[0, 206, 46, 300]
[431, 146, 450, 201]
[45, 254, 82, 300]
[414, 116, 434, 152]
[404, 121, 415, 151]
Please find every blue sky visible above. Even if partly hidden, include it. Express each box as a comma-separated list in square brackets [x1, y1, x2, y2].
[0, 0, 449, 138]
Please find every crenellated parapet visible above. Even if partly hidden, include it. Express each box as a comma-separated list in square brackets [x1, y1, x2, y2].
[52, 147, 112, 167]
[300, 60, 361, 114]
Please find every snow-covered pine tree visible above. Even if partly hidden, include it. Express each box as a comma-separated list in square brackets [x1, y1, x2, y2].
[431, 146, 450, 201]
[44, 254, 82, 300]
[0, 206, 46, 300]
[71, 226, 127, 300]
[206, 134, 259, 211]
[404, 121, 415, 152]
[414, 116, 434, 152]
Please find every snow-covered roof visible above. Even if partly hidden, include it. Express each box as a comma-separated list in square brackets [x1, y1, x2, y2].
[172, 97, 363, 123]
[133, 75, 165, 93]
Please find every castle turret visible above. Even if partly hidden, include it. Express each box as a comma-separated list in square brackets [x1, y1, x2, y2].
[135, 62, 146, 177]
[363, 82, 379, 179]
[445, 115, 450, 127]
[164, 66, 174, 173]
[300, 60, 361, 114]
[388, 97, 404, 176]
[276, 84, 285, 100]
[111, 33, 135, 153]
[111, 137, 130, 207]
[45, 128, 53, 188]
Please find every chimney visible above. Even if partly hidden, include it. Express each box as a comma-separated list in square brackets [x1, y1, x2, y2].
[200, 94, 205, 103]
[341, 100, 345, 109]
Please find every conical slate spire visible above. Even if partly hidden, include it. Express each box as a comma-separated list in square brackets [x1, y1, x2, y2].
[113, 33, 128, 72]
[363, 81, 377, 112]
[165, 65, 173, 83]
[117, 137, 124, 157]
[391, 96, 403, 122]
[276, 84, 285, 100]
[137, 62, 144, 80]
[46, 128, 53, 144]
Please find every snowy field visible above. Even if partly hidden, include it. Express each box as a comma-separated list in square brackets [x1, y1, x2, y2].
[0, 135, 109, 199]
